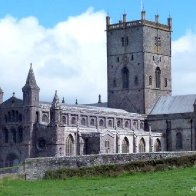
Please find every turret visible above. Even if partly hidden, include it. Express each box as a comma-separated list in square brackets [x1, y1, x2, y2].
[50, 90, 61, 125]
[0, 87, 4, 104]
[168, 17, 172, 30]
[22, 64, 40, 107]
[141, 10, 146, 21]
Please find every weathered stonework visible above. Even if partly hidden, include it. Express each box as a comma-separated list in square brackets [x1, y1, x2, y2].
[0, 11, 195, 171]
[23, 151, 196, 180]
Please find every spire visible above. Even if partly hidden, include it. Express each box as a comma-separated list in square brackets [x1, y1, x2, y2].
[98, 94, 102, 104]
[23, 63, 39, 90]
[52, 90, 61, 109]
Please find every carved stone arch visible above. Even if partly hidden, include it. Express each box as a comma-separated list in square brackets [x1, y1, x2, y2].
[139, 137, 146, 152]
[154, 138, 161, 152]
[65, 134, 74, 156]
[122, 66, 129, 89]
[122, 137, 129, 153]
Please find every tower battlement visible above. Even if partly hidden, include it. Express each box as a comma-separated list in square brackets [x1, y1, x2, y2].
[106, 11, 172, 32]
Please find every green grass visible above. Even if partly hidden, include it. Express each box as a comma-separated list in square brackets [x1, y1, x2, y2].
[0, 167, 196, 195]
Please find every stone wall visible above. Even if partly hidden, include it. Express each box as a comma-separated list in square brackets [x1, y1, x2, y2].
[23, 151, 196, 180]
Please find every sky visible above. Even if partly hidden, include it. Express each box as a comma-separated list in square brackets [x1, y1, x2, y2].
[0, 0, 196, 104]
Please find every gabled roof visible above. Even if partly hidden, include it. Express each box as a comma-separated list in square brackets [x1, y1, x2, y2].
[0, 96, 23, 108]
[150, 94, 196, 115]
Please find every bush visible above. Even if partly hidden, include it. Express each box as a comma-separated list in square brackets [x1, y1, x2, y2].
[44, 154, 196, 180]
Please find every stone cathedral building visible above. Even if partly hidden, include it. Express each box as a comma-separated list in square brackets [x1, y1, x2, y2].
[0, 11, 196, 167]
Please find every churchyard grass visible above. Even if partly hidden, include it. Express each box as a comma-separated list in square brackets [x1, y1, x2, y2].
[0, 166, 195, 195]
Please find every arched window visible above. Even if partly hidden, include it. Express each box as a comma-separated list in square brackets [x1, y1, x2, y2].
[105, 140, 110, 153]
[3, 128, 8, 143]
[108, 120, 113, 127]
[139, 138, 145, 153]
[149, 76, 152, 85]
[125, 121, 129, 128]
[122, 67, 129, 89]
[140, 122, 144, 129]
[164, 78, 168, 87]
[62, 116, 66, 124]
[154, 139, 161, 152]
[66, 135, 74, 156]
[155, 67, 161, 88]
[42, 114, 49, 123]
[18, 127, 23, 143]
[81, 118, 86, 126]
[11, 128, 16, 143]
[71, 117, 76, 125]
[176, 132, 183, 150]
[99, 119, 104, 127]
[122, 137, 129, 153]
[117, 120, 121, 128]
[90, 118, 95, 126]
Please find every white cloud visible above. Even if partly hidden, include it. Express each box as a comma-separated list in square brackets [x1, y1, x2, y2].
[0, 8, 196, 106]
[172, 30, 196, 95]
[0, 8, 107, 104]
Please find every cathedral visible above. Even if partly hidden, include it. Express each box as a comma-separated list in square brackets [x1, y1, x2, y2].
[0, 11, 195, 167]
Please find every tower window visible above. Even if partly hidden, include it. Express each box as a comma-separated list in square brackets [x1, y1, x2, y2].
[164, 78, 168, 87]
[134, 76, 138, 86]
[131, 54, 134, 61]
[125, 37, 129, 46]
[121, 36, 128, 46]
[122, 67, 129, 89]
[121, 37, 125, 46]
[113, 79, 117, 87]
[153, 56, 155, 61]
[149, 76, 152, 85]
[155, 67, 161, 88]
[116, 57, 119, 62]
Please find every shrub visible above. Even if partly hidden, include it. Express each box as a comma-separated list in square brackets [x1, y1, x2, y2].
[44, 154, 196, 180]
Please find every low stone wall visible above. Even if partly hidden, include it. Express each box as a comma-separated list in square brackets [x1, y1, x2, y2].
[23, 151, 196, 180]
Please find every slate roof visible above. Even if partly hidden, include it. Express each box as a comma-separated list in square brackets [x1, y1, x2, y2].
[40, 101, 143, 117]
[150, 94, 196, 115]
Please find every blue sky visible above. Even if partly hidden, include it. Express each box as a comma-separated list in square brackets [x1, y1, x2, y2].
[1, 0, 196, 39]
[0, 0, 196, 103]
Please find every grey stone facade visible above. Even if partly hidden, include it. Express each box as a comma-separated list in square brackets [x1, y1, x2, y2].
[0, 11, 195, 168]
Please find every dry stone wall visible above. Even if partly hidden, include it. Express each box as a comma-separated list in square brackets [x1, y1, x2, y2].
[23, 151, 196, 180]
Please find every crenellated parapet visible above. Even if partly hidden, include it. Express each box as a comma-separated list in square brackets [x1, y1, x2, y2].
[106, 11, 172, 32]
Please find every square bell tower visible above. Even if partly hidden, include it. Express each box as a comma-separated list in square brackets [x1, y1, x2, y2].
[106, 11, 172, 114]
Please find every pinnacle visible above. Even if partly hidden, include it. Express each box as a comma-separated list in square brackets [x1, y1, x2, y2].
[23, 63, 39, 90]
[52, 90, 61, 109]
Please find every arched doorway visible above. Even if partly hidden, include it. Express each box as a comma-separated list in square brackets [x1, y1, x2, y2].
[65, 135, 74, 156]
[154, 139, 161, 152]
[139, 138, 146, 153]
[5, 153, 19, 167]
[122, 137, 129, 153]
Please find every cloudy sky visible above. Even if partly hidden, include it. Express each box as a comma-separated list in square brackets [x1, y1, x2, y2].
[0, 0, 196, 104]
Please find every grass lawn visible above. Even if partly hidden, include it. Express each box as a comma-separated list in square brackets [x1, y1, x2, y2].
[0, 167, 195, 196]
